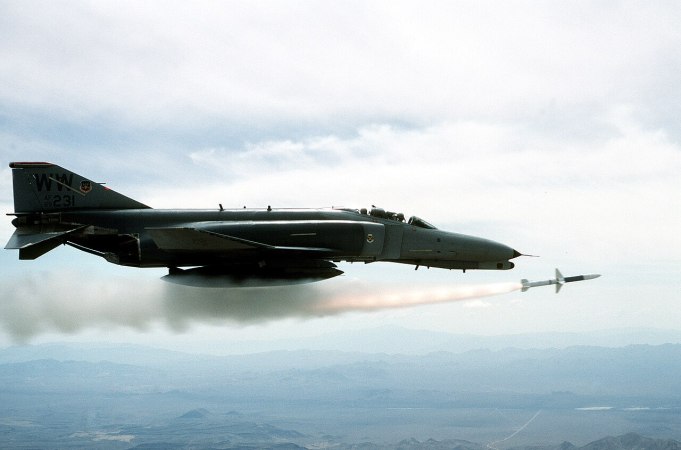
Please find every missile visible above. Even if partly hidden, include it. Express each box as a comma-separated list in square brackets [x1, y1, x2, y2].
[521, 268, 600, 293]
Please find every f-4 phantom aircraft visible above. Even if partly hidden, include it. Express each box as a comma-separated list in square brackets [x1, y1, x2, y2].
[6, 162, 522, 286]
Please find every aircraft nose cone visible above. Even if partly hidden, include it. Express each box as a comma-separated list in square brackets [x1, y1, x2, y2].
[485, 241, 519, 261]
[441, 233, 520, 262]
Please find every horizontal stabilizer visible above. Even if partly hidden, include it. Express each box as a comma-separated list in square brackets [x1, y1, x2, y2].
[5, 225, 88, 260]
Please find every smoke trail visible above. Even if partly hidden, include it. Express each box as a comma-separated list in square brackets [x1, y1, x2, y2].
[160, 280, 523, 330]
[0, 271, 163, 341]
[0, 270, 522, 341]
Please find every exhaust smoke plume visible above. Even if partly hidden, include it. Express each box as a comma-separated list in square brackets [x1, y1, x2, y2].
[0, 270, 522, 341]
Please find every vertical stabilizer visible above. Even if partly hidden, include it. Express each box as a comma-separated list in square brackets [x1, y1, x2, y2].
[9, 162, 150, 213]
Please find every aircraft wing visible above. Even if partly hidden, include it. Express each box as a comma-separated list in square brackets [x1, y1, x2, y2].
[146, 227, 334, 253]
[5, 225, 88, 260]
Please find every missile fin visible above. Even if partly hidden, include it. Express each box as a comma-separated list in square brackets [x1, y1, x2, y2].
[555, 268, 564, 283]
[555, 268, 565, 293]
[521, 279, 530, 292]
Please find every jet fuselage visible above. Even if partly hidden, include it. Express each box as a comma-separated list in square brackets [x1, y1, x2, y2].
[6, 162, 521, 285]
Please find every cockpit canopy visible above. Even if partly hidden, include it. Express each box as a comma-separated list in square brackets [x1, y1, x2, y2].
[407, 216, 437, 229]
[354, 206, 437, 229]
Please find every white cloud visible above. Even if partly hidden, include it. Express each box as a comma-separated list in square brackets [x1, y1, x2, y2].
[2, 2, 681, 130]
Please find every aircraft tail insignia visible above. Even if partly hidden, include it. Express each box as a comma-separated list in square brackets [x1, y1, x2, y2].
[9, 162, 150, 213]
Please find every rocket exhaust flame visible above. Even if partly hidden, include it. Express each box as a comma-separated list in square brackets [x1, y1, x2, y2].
[316, 282, 523, 313]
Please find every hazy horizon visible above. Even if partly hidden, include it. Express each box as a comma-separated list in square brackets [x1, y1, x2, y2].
[5, 325, 681, 358]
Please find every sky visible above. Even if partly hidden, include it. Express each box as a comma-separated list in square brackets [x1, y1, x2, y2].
[0, 1, 680, 352]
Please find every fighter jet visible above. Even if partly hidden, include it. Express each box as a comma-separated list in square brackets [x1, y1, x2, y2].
[521, 268, 601, 293]
[5, 162, 522, 286]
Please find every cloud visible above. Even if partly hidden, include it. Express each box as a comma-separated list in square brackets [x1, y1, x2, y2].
[2, 2, 681, 132]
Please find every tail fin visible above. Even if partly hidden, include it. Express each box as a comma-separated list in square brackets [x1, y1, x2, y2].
[9, 162, 150, 213]
[521, 279, 530, 292]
